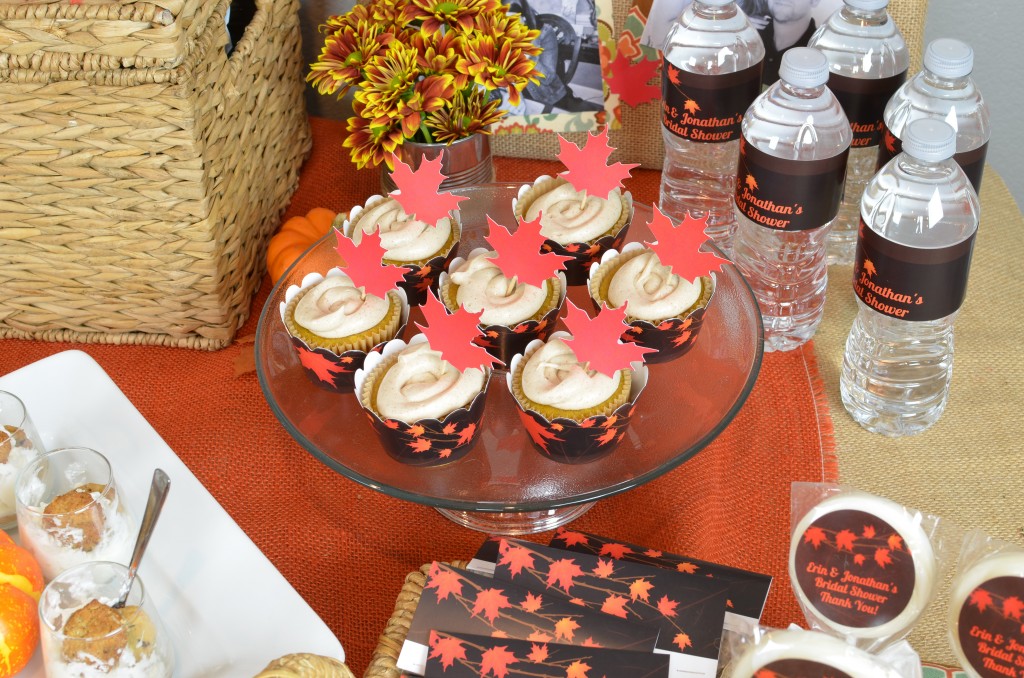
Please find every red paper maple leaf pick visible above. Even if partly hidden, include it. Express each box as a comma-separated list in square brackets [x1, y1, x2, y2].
[333, 228, 410, 299]
[561, 300, 655, 377]
[414, 290, 500, 370]
[484, 214, 573, 289]
[608, 52, 660, 108]
[643, 206, 729, 278]
[557, 128, 638, 201]
[388, 154, 468, 225]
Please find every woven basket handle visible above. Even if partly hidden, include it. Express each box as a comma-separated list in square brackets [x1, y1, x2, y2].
[225, 0, 272, 89]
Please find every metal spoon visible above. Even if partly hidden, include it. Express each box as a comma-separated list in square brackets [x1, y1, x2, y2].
[113, 468, 170, 609]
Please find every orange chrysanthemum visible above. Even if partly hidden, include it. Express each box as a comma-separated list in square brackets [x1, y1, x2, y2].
[424, 89, 504, 143]
[462, 35, 539, 106]
[397, 74, 458, 137]
[343, 103, 406, 170]
[407, 0, 503, 34]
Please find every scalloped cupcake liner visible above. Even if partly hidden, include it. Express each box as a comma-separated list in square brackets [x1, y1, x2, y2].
[340, 196, 462, 306]
[439, 251, 568, 368]
[513, 176, 633, 286]
[506, 336, 649, 464]
[354, 336, 489, 467]
[279, 271, 410, 393]
[587, 244, 716, 364]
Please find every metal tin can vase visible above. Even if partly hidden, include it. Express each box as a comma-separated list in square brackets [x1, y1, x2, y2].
[381, 133, 495, 193]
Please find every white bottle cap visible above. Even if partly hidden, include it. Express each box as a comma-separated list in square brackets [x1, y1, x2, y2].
[845, 0, 889, 10]
[903, 118, 956, 162]
[924, 38, 974, 78]
[697, 0, 733, 5]
[779, 48, 830, 88]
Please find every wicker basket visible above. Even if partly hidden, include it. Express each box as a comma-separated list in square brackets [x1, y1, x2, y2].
[366, 560, 469, 678]
[0, 0, 312, 349]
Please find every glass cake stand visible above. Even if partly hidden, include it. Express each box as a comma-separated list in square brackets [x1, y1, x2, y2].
[255, 184, 764, 535]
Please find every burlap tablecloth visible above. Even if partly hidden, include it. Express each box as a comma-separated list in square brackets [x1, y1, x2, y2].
[815, 172, 1024, 665]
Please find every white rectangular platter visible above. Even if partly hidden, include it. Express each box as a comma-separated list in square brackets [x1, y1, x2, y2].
[0, 350, 345, 676]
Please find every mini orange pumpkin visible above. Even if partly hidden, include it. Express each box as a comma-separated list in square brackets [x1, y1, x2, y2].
[267, 207, 340, 284]
[0, 535, 43, 676]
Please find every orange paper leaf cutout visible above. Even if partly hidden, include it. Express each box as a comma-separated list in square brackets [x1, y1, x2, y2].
[388, 154, 468, 225]
[608, 52, 660, 108]
[557, 128, 638, 200]
[415, 291, 498, 371]
[561, 300, 655, 377]
[643, 205, 729, 279]
[333, 229, 410, 300]
[483, 214, 572, 289]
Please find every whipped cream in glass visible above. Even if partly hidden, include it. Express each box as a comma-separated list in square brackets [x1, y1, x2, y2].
[16, 447, 135, 582]
[375, 342, 486, 422]
[40, 561, 173, 678]
[0, 390, 45, 529]
[521, 338, 622, 410]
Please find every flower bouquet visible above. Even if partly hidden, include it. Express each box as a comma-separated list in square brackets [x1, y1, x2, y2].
[309, 0, 544, 170]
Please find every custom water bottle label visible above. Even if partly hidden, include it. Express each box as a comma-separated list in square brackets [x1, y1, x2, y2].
[758, 659, 854, 677]
[957, 576, 1024, 678]
[734, 139, 849, 231]
[793, 509, 916, 629]
[828, 72, 906, 147]
[662, 61, 762, 143]
[854, 222, 975, 321]
[877, 126, 988, 191]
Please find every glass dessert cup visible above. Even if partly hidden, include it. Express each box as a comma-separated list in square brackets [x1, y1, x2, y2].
[0, 389, 45, 530]
[16, 447, 136, 581]
[255, 184, 764, 535]
[39, 561, 174, 677]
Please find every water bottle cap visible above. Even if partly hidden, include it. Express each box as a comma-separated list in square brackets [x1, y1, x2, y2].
[903, 119, 956, 162]
[924, 38, 974, 78]
[844, 0, 889, 10]
[696, 0, 733, 5]
[779, 48, 830, 88]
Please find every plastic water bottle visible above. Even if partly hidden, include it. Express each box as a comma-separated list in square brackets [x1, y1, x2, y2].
[877, 38, 991, 193]
[808, 0, 909, 267]
[841, 118, 980, 436]
[732, 48, 852, 352]
[660, 0, 764, 255]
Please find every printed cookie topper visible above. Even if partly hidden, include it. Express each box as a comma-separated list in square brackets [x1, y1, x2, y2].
[415, 291, 501, 370]
[643, 206, 729, 279]
[557, 128, 639, 201]
[562, 300, 656, 378]
[333, 229, 411, 299]
[388, 153, 468, 225]
[483, 214, 574, 289]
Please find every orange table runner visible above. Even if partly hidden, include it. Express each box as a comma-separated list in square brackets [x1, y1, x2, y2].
[0, 118, 838, 673]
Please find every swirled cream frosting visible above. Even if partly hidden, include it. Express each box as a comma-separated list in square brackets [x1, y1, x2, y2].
[523, 183, 622, 244]
[352, 197, 452, 262]
[293, 275, 390, 339]
[521, 338, 622, 410]
[449, 251, 550, 326]
[375, 342, 486, 422]
[607, 251, 700, 321]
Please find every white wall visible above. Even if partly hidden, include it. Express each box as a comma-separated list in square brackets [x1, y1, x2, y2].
[925, 0, 1023, 208]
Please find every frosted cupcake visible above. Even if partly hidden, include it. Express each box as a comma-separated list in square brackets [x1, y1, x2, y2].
[513, 176, 633, 285]
[341, 195, 461, 305]
[355, 335, 489, 466]
[507, 332, 648, 464]
[281, 269, 409, 392]
[588, 243, 715, 362]
[440, 248, 566, 365]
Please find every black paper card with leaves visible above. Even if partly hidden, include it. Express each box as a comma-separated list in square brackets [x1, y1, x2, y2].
[423, 631, 671, 678]
[548, 529, 773, 632]
[396, 562, 661, 676]
[488, 539, 729, 678]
